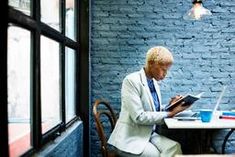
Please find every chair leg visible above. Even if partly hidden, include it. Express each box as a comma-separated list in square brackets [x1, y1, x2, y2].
[222, 129, 234, 154]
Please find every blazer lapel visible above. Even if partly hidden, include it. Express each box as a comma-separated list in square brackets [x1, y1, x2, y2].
[140, 68, 155, 111]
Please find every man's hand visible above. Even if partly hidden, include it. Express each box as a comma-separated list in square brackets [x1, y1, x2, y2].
[167, 95, 191, 117]
[167, 102, 190, 118]
[169, 95, 183, 105]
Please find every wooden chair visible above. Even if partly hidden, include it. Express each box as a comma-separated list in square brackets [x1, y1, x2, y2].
[93, 99, 118, 157]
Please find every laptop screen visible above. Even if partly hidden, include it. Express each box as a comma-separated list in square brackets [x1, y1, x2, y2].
[175, 86, 227, 119]
[213, 86, 227, 113]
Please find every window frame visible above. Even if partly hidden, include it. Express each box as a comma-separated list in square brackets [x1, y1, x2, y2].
[0, 0, 9, 156]
[0, 0, 90, 156]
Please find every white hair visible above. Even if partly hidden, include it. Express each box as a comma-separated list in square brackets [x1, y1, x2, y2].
[145, 46, 174, 66]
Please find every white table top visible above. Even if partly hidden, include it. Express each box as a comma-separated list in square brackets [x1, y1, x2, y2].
[164, 112, 235, 129]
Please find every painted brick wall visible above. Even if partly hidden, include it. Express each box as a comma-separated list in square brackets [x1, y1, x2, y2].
[91, 0, 235, 156]
[35, 122, 83, 157]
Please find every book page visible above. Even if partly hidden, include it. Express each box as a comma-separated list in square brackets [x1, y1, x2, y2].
[166, 92, 204, 111]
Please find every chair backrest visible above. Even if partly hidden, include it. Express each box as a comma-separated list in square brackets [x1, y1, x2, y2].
[93, 99, 117, 157]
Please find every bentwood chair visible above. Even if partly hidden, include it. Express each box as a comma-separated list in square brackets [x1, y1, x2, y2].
[93, 99, 118, 157]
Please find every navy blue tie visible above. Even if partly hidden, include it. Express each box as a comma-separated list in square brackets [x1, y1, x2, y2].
[147, 79, 160, 111]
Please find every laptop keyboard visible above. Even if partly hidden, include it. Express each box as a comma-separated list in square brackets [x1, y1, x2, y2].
[174, 111, 201, 121]
[191, 112, 200, 117]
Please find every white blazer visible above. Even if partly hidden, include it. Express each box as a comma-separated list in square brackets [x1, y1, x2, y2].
[108, 68, 168, 155]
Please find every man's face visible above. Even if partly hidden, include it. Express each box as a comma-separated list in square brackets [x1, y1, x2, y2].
[150, 62, 172, 81]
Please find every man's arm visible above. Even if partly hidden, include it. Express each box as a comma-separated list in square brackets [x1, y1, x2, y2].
[121, 77, 168, 125]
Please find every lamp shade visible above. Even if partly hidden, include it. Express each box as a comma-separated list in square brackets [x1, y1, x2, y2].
[184, 0, 212, 20]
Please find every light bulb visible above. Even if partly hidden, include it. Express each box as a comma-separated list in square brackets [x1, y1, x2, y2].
[184, 0, 212, 20]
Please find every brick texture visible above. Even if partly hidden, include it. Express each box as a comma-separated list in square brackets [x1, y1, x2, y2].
[91, 0, 235, 156]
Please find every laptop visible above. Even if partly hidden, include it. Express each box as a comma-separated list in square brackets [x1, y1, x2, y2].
[174, 86, 227, 121]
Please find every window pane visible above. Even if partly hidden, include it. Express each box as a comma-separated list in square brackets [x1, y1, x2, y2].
[8, 26, 31, 157]
[66, 0, 76, 41]
[9, 0, 31, 16]
[65, 47, 76, 123]
[41, 36, 61, 134]
[41, 0, 60, 31]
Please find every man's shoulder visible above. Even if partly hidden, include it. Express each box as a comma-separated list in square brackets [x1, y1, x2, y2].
[126, 70, 140, 77]
[124, 70, 142, 82]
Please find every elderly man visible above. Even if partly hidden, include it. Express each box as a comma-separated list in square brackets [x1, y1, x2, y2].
[108, 46, 190, 157]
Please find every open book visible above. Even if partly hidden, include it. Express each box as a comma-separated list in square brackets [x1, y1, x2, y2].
[165, 92, 204, 111]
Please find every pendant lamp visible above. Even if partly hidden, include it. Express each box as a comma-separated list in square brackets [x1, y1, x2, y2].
[184, 0, 212, 20]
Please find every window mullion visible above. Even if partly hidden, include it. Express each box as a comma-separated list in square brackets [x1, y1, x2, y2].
[32, 0, 42, 149]
[78, 0, 90, 155]
[61, 0, 66, 129]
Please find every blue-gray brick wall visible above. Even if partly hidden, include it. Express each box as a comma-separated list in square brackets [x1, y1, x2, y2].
[91, 0, 235, 156]
[35, 122, 83, 157]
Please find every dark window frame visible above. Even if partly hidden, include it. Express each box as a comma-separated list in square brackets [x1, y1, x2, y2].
[0, 0, 9, 156]
[0, 0, 90, 156]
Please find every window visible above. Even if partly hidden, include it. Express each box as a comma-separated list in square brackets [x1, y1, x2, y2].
[65, 47, 77, 123]
[9, 0, 31, 16]
[3, 0, 83, 156]
[40, 36, 61, 134]
[7, 25, 32, 157]
[66, 0, 76, 40]
[41, 0, 60, 31]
